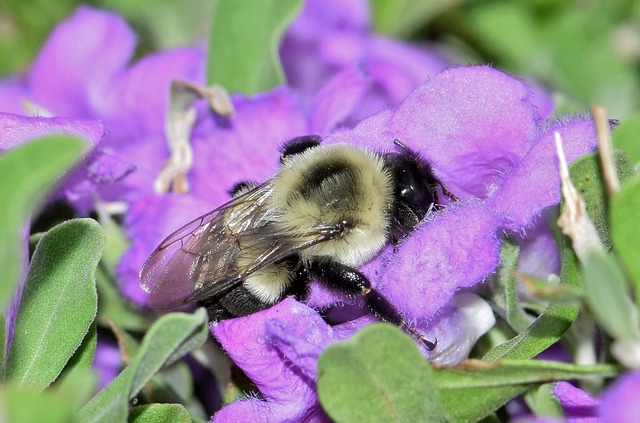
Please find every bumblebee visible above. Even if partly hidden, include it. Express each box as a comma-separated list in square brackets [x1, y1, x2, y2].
[141, 136, 457, 349]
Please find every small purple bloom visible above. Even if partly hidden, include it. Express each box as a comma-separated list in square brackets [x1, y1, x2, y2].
[599, 369, 640, 423]
[212, 298, 345, 423]
[0, 6, 204, 210]
[282, 0, 448, 124]
[554, 370, 640, 422]
[92, 336, 123, 391]
[554, 382, 600, 422]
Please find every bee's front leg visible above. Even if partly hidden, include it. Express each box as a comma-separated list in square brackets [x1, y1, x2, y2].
[309, 259, 436, 351]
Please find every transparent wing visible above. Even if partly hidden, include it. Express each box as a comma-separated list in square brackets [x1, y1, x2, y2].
[140, 183, 343, 310]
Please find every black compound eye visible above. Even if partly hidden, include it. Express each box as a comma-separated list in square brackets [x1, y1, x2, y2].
[398, 170, 435, 218]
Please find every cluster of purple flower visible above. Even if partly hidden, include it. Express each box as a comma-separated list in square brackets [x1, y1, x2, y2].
[2, 1, 637, 421]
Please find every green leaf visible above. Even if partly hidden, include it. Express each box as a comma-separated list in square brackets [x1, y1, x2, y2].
[581, 250, 639, 341]
[78, 309, 209, 423]
[433, 359, 618, 422]
[129, 403, 191, 423]
[495, 241, 532, 332]
[51, 369, 99, 414]
[207, 0, 304, 94]
[95, 0, 213, 51]
[524, 384, 563, 419]
[96, 266, 150, 331]
[95, 208, 149, 331]
[613, 115, 640, 166]
[482, 240, 581, 362]
[317, 324, 448, 423]
[463, 1, 638, 117]
[568, 151, 635, 250]
[54, 321, 98, 402]
[370, 0, 452, 37]
[0, 384, 75, 423]
[0, 135, 88, 310]
[611, 176, 640, 299]
[5, 218, 103, 391]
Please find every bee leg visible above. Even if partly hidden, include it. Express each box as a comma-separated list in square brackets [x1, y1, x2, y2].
[279, 135, 322, 163]
[310, 259, 436, 351]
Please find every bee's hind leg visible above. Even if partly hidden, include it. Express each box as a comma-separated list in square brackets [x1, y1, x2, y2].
[309, 259, 436, 351]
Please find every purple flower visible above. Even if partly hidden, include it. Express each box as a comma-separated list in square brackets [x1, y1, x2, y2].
[554, 382, 599, 422]
[599, 370, 640, 422]
[282, 0, 449, 124]
[0, 6, 204, 210]
[554, 370, 640, 422]
[307, 66, 597, 331]
[92, 336, 123, 391]
[124, 65, 598, 420]
[0, 113, 104, 153]
[211, 297, 352, 422]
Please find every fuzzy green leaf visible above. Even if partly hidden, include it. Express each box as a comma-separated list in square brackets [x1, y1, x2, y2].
[0, 384, 75, 423]
[5, 218, 103, 391]
[611, 176, 640, 300]
[129, 403, 191, 423]
[568, 151, 635, 249]
[0, 135, 88, 310]
[434, 359, 618, 422]
[483, 240, 581, 362]
[581, 250, 639, 341]
[207, 0, 303, 94]
[370, 0, 452, 37]
[496, 241, 532, 332]
[79, 309, 209, 423]
[317, 324, 447, 423]
[54, 321, 98, 402]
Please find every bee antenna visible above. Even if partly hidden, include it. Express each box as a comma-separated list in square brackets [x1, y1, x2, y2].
[393, 139, 408, 150]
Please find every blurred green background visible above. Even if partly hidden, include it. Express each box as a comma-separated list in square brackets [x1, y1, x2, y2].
[2, 0, 639, 160]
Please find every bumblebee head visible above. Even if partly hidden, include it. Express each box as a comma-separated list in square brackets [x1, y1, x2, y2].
[385, 141, 442, 242]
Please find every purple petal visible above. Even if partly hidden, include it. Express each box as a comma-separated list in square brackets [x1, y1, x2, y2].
[515, 212, 561, 279]
[264, 306, 337, 381]
[599, 370, 640, 423]
[490, 117, 597, 231]
[98, 133, 170, 203]
[365, 36, 448, 104]
[378, 203, 501, 320]
[101, 47, 205, 145]
[307, 67, 368, 134]
[388, 66, 541, 198]
[0, 112, 104, 152]
[0, 80, 29, 115]
[425, 293, 495, 365]
[93, 337, 122, 390]
[28, 6, 135, 118]
[212, 298, 330, 422]
[288, 0, 369, 39]
[189, 88, 307, 205]
[553, 382, 599, 422]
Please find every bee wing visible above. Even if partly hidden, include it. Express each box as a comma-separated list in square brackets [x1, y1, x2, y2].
[140, 183, 341, 310]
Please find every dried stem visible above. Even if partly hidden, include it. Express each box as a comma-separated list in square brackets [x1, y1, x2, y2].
[591, 104, 620, 196]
